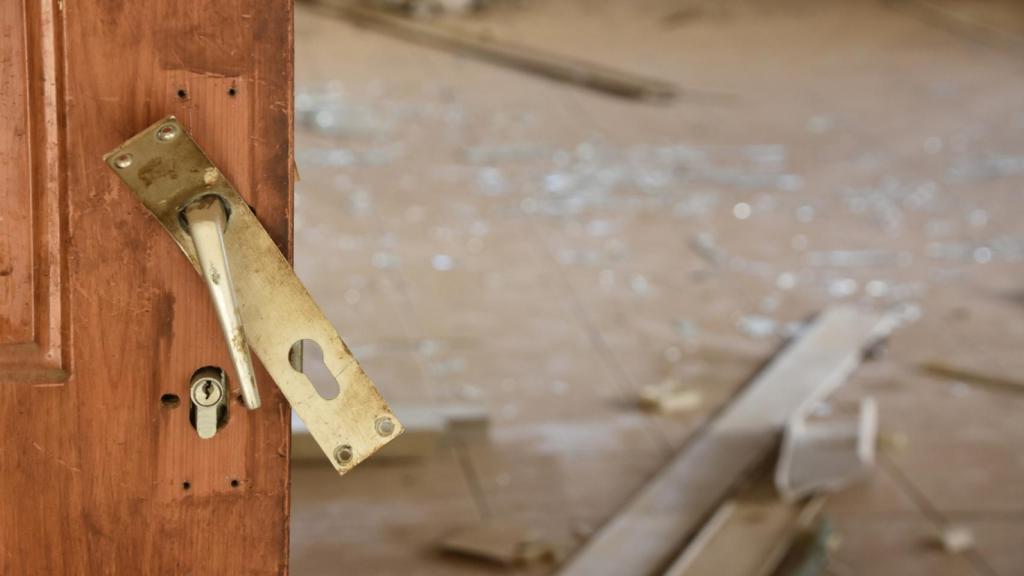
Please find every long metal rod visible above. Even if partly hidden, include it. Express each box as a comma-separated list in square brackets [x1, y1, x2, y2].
[183, 196, 261, 410]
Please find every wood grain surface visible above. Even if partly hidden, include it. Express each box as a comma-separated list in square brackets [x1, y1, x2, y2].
[0, 0, 294, 573]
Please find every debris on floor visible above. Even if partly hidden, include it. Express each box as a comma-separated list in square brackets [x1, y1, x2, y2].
[877, 430, 911, 453]
[558, 306, 898, 576]
[775, 398, 878, 500]
[370, 0, 482, 17]
[921, 360, 1024, 395]
[772, 519, 835, 576]
[434, 402, 491, 440]
[287, 0, 1024, 572]
[662, 475, 827, 576]
[638, 378, 704, 414]
[439, 520, 563, 566]
[302, 0, 678, 100]
[936, 525, 976, 555]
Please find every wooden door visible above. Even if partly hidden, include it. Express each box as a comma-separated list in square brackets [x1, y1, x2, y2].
[0, 0, 293, 573]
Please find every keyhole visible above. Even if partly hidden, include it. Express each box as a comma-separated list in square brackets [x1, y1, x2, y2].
[290, 339, 341, 400]
[202, 380, 215, 401]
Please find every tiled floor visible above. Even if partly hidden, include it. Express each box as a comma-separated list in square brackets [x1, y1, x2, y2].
[289, 1, 1024, 574]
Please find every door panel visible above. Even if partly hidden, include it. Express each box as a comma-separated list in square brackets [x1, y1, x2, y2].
[0, 0, 66, 378]
[0, 0, 294, 573]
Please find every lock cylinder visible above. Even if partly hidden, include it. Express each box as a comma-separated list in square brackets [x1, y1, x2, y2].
[189, 367, 229, 439]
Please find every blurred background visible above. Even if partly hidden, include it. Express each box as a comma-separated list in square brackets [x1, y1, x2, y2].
[287, 1, 1024, 574]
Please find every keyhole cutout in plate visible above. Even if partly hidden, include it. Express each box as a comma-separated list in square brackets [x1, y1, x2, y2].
[291, 339, 341, 400]
[200, 380, 217, 402]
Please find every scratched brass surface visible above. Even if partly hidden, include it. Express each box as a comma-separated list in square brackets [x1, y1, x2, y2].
[104, 116, 402, 473]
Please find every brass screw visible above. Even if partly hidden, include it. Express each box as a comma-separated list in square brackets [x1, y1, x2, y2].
[155, 123, 178, 142]
[113, 153, 133, 169]
[375, 416, 395, 437]
[333, 444, 353, 465]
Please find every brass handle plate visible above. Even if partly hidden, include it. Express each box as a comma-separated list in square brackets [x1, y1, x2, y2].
[104, 116, 402, 473]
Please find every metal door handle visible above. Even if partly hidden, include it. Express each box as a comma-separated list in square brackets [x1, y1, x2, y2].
[103, 116, 402, 473]
[182, 196, 260, 410]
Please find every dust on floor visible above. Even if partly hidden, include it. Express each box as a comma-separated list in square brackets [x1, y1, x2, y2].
[290, 1, 1024, 574]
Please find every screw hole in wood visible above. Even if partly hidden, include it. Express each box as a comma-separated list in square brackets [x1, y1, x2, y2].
[160, 393, 181, 408]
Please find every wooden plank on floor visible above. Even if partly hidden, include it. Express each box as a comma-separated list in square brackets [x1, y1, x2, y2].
[920, 360, 1024, 395]
[663, 482, 825, 576]
[775, 398, 877, 500]
[557, 306, 896, 576]
[303, 0, 677, 101]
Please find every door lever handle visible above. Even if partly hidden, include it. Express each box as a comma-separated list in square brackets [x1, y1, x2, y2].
[103, 116, 402, 473]
[182, 196, 260, 410]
